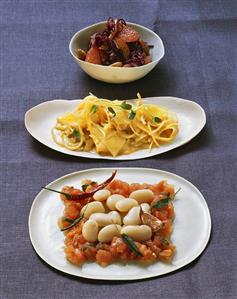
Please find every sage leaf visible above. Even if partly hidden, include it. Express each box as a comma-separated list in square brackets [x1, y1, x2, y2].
[152, 196, 172, 209]
[153, 116, 162, 123]
[128, 110, 136, 120]
[121, 233, 142, 256]
[81, 184, 89, 192]
[72, 129, 80, 138]
[63, 217, 74, 224]
[152, 188, 181, 209]
[120, 101, 132, 110]
[108, 106, 116, 116]
[43, 187, 72, 199]
[61, 216, 83, 232]
[161, 238, 170, 246]
[91, 105, 98, 114]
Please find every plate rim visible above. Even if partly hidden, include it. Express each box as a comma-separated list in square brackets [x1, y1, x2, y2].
[28, 167, 212, 281]
[24, 96, 206, 161]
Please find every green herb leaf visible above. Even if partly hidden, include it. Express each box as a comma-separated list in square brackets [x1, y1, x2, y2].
[72, 129, 80, 138]
[81, 181, 97, 192]
[128, 110, 136, 120]
[61, 199, 90, 231]
[60, 216, 83, 231]
[108, 107, 116, 117]
[91, 105, 98, 114]
[120, 101, 132, 110]
[43, 187, 72, 199]
[174, 187, 181, 197]
[153, 116, 162, 123]
[152, 188, 181, 209]
[63, 217, 74, 224]
[161, 238, 170, 246]
[121, 234, 142, 256]
[152, 196, 172, 209]
[81, 184, 89, 192]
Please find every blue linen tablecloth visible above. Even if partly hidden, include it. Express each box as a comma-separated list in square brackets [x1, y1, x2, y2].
[0, 0, 236, 298]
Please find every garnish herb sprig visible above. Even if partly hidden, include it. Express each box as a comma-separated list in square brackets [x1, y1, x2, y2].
[72, 129, 81, 138]
[81, 184, 89, 192]
[121, 234, 142, 256]
[61, 216, 83, 232]
[81, 181, 97, 192]
[152, 196, 172, 209]
[128, 110, 136, 120]
[43, 187, 72, 199]
[61, 198, 91, 231]
[120, 101, 132, 110]
[108, 106, 116, 117]
[153, 116, 162, 123]
[152, 188, 181, 209]
[63, 217, 74, 223]
[91, 105, 98, 114]
[91, 99, 162, 123]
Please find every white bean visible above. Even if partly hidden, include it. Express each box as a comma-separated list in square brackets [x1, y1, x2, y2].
[80, 201, 105, 219]
[121, 225, 152, 242]
[109, 211, 122, 225]
[89, 211, 121, 226]
[82, 220, 98, 242]
[89, 213, 112, 226]
[93, 189, 111, 202]
[98, 224, 121, 243]
[140, 203, 151, 213]
[129, 189, 154, 204]
[115, 198, 138, 212]
[123, 207, 141, 225]
[106, 194, 125, 210]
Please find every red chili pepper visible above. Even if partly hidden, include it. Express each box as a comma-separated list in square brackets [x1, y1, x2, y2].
[43, 170, 117, 200]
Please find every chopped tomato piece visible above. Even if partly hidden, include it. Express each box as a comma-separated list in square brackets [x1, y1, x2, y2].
[96, 250, 113, 266]
[166, 204, 175, 219]
[64, 203, 80, 219]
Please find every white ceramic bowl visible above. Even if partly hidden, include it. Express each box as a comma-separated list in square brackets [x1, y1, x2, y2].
[69, 21, 165, 83]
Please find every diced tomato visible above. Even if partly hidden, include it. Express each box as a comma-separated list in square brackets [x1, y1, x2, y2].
[154, 210, 168, 221]
[64, 203, 80, 219]
[159, 220, 173, 237]
[64, 246, 86, 265]
[152, 180, 167, 194]
[164, 184, 175, 197]
[158, 249, 173, 262]
[83, 246, 97, 261]
[96, 250, 113, 266]
[166, 203, 175, 219]
[107, 179, 130, 196]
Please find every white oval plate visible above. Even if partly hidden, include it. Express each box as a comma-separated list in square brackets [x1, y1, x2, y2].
[24, 97, 206, 160]
[29, 168, 211, 280]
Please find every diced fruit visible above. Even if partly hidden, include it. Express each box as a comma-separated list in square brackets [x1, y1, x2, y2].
[85, 47, 102, 64]
[114, 37, 130, 59]
[117, 26, 140, 43]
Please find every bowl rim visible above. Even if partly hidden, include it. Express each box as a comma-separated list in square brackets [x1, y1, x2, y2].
[69, 21, 165, 69]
